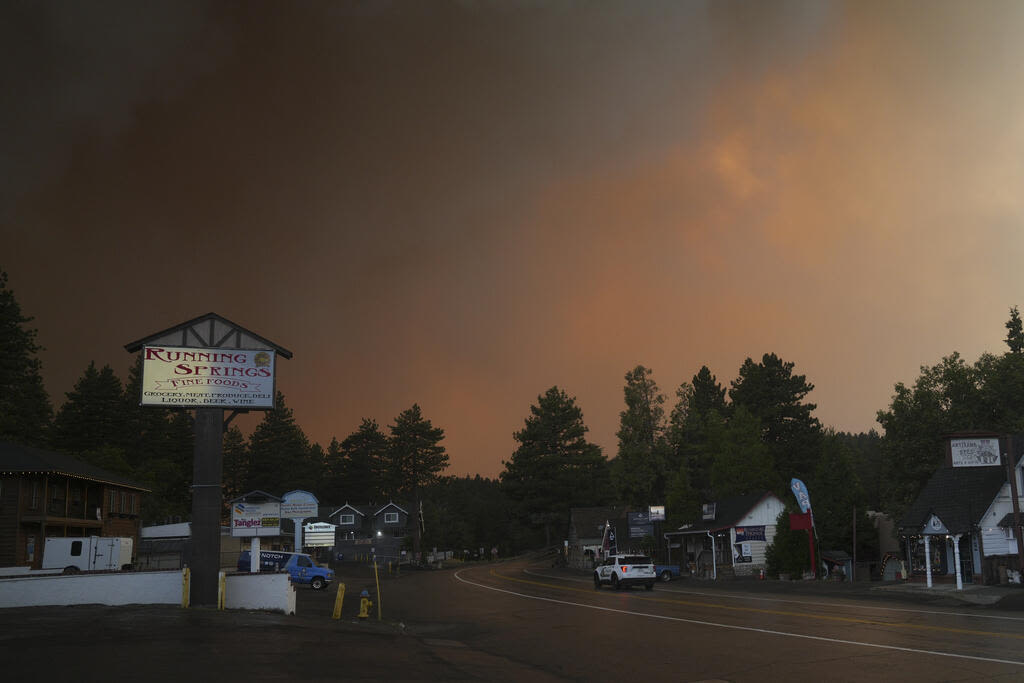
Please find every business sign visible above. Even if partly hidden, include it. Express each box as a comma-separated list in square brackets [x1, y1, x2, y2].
[790, 478, 812, 513]
[734, 526, 766, 542]
[648, 505, 665, 522]
[303, 522, 336, 547]
[139, 345, 275, 409]
[628, 511, 653, 538]
[281, 490, 319, 519]
[231, 501, 281, 537]
[950, 438, 1000, 468]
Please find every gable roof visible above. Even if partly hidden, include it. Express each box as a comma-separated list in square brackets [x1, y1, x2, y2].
[0, 441, 149, 491]
[672, 492, 781, 534]
[329, 504, 366, 518]
[898, 466, 1007, 534]
[124, 312, 293, 358]
[375, 502, 408, 516]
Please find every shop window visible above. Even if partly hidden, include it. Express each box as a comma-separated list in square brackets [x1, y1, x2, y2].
[30, 481, 40, 509]
[109, 490, 117, 513]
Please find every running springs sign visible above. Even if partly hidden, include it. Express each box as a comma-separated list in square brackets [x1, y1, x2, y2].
[139, 345, 276, 409]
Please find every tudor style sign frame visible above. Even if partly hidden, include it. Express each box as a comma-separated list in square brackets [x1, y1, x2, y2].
[126, 313, 292, 607]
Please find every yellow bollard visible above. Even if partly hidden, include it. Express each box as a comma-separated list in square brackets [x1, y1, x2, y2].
[373, 560, 382, 621]
[332, 582, 346, 620]
[181, 567, 191, 608]
[218, 571, 226, 610]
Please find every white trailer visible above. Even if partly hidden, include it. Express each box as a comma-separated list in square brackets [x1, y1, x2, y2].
[42, 536, 134, 572]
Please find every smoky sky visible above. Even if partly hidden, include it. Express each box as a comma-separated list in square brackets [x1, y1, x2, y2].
[4, 1, 1024, 478]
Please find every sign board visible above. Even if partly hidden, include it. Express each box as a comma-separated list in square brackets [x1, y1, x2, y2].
[648, 505, 665, 522]
[950, 438, 1000, 468]
[790, 478, 812, 513]
[139, 345, 275, 409]
[628, 511, 653, 538]
[231, 501, 281, 537]
[303, 522, 336, 547]
[281, 490, 319, 519]
[735, 526, 766, 542]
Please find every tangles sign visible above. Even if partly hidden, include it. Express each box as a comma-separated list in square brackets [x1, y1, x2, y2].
[231, 501, 281, 537]
[139, 345, 276, 409]
[950, 438, 1001, 468]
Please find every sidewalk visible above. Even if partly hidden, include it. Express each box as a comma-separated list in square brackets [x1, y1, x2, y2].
[869, 580, 1024, 607]
[693, 574, 1024, 608]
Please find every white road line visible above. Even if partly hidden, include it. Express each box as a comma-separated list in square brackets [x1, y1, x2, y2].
[523, 568, 1024, 623]
[455, 568, 1024, 668]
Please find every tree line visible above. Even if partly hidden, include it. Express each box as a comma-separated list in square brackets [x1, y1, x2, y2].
[5, 269, 1024, 562]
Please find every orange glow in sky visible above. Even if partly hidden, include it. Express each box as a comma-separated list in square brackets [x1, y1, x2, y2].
[4, 2, 1024, 478]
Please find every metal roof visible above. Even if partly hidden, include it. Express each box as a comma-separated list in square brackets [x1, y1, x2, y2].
[0, 441, 149, 491]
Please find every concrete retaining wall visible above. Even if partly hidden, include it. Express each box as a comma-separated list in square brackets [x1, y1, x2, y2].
[225, 572, 295, 614]
[0, 570, 183, 608]
[0, 570, 295, 614]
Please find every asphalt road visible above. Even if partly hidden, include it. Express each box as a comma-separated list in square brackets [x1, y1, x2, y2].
[6, 560, 1024, 681]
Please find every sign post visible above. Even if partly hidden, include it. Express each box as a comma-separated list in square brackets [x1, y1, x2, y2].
[790, 478, 817, 579]
[125, 313, 292, 606]
[281, 490, 319, 554]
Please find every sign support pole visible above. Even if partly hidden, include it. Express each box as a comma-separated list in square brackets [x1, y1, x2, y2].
[190, 407, 224, 606]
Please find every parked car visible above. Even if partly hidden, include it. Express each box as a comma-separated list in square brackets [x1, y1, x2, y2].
[237, 550, 334, 590]
[654, 564, 682, 582]
[593, 554, 656, 590]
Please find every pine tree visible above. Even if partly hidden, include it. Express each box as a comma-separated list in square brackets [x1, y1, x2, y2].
[384, 404, 448, 556]
[612, 365, 671, 506]
[729, 353, 821, 482]
[1006, 306, 1024, 354]
[51, 362, 128, 457]
[247, 392, 314, 495]
[0, 270, 52, 446]
[501, 387, 611, 546]
[327, 419, 387, 504]
[668, 366, 728, 501]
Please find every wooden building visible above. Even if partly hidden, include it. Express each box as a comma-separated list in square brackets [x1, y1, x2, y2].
[0, 441, 149, 568]
[329, 502, 410, 563]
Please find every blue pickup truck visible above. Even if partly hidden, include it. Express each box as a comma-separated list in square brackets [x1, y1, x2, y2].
[237, 550, 335, 590]
[654, 564, 682, 582]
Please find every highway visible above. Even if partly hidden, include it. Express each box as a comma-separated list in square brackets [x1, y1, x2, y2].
[6, 560, 1024, 681]
[378, 559, 1024, 681]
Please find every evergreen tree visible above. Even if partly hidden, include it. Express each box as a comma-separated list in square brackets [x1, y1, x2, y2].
[501, 387, 612, 547]
[876, 352, 982, 517]
[222, 425, 250, 505]
[384, 404, 448, 556]
[51, 362, 128, 457]
[668, 366, 728, 501]
[327, 419, 387, 503]
[729, 353, 821, 481]
[120, 356, 194, 522]
[765, 505, 811, 577]
[421, 475, 512, 555]
[612, 365, 671, 506]
[664, 460, 699, 530]
[247, 392, 315, 495]
[0, 271, 52, 446]
[811, 432, 876, 559]
[1006, 306, 1024, 354]
[707, 406, 778, 497]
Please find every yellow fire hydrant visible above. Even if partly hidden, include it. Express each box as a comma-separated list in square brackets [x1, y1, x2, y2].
[358, 590, 373, 621]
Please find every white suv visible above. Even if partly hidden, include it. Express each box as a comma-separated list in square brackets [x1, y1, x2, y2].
[593, 554, 656, 591]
